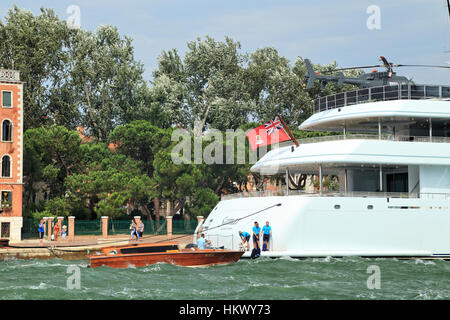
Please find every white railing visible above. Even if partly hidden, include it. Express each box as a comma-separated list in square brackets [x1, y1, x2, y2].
[221, 190, 450, 201]
[294, 134, 450, 144]
[313, 84, 450, 113]
[205, 234, 235, 250]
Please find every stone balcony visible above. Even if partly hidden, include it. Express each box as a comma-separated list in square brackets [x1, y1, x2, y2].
[0, 69, 20, 82]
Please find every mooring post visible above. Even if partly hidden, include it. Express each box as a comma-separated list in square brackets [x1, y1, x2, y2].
[68, 216, 75, 242]
[47, 217, 54, 241]
[166, 216, 173, 239]
[196, 216, 204, 234]
[57, 217, 64, 241]
[101, 216, 109, 238]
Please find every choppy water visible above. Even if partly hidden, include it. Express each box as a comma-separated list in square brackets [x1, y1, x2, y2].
[0, 256, 449, 300]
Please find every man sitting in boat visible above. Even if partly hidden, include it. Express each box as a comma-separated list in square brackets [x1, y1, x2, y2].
[196, 233, 211, 250]
[238, 231, 250, 251]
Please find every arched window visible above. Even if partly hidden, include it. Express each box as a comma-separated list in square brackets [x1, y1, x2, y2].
[1, 155, 11, 177]
[2, 120, 12, 142]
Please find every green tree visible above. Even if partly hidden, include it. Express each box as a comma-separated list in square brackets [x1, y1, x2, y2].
[245, 47, 312, 127]
[23, 125, 83, 202]
[69, 25, 147, 141]
[154, 36, 253, 131]
[65, 151, 156, 220]
[0, 6, 148, 138]
[0, 6, 80, 129]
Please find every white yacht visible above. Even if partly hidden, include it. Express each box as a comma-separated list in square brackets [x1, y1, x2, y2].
[200, 69, 450, 258]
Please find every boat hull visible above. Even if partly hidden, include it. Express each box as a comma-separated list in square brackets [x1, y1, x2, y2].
[88, 250, 244, 268]
[202, 195, 450, 257]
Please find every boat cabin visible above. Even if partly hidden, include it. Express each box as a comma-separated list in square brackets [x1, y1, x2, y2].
[100, 242, 181, 256]
[249, 90, 450, 200]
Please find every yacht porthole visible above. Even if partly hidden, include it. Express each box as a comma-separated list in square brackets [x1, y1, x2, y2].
[367, 205, 374, 210]
[334, 205, 341, 209]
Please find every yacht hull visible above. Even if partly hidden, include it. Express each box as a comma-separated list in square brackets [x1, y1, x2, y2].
[201, 195, 450, 258]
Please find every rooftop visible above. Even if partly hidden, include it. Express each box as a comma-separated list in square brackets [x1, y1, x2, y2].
[0, 69, 20, 82]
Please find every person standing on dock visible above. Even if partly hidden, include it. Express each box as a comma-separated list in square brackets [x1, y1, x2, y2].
[61, 225, 67, 240]
[53, 221, 60, 241]
[262, 221, 272, 251]
[130, 219, 137, 241]
[252, 222, 261, 251]
[38, 220, 45, 246]
[137, 219, 144, 241]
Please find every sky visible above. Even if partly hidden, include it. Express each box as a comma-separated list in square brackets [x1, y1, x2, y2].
[1, 0, 449, 84]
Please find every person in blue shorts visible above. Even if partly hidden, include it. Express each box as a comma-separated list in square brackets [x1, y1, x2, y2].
[262, 221, 272, 251]
[238, 231, 250, 251]
[38, 219, 45, 246]
[252, 221, 261, 251]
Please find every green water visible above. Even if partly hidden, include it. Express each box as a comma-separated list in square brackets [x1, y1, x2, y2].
[0, 257, 449, 299]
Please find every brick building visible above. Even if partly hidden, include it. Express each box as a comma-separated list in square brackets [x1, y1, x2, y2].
[0, 68, 23, 242]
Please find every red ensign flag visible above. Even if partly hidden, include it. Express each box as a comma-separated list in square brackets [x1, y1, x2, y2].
[246, 117, 291, 150]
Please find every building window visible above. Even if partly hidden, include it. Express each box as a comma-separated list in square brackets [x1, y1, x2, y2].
[2, 91, 12, 108]
[2, 120, 12, 142]
[1, 190, 12, 208]
[1, 155, 11, 178]
[0, 222, 10, 238]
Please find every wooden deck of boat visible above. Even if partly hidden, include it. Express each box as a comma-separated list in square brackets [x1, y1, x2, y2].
[87, 241, 244, 268]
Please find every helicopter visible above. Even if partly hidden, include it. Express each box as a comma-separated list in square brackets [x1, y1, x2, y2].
[304, 56, 450, 89]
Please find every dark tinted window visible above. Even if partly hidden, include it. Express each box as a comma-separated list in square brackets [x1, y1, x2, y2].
[120, 245, 179, 254]
[2, 120, 12, 142]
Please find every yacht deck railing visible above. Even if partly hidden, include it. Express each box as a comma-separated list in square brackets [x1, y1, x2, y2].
[313, 84, 450, 114]
[221, 190, 450, 201]
[294, 134, 450, 144]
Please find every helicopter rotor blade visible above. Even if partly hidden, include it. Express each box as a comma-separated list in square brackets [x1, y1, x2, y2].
[447, 0, 450, 18]
[394, 64, 450, 69]
[330, 65, 383, 72]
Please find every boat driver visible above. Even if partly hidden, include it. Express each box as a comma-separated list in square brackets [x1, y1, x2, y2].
[196, 233, 211, 250]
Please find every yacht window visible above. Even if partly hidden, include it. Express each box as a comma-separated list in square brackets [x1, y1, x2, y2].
[442, 87, 450, 98]
[334, 205, 341, 210]
[367, 205, 374, 210]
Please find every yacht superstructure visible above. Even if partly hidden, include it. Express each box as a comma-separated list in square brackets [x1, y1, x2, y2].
[200, 61, 450, 258]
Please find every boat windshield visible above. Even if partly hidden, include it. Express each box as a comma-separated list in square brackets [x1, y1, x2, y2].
[120, 244, 179, 254]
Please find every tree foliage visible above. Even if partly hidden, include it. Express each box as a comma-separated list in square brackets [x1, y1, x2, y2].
[12, 6, 354, 221]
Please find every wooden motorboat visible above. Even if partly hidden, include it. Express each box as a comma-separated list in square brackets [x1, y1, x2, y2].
[87, 241, 244, 268]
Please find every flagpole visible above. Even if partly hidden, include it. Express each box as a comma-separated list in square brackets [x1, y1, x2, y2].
[277, 114, 299, 147]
